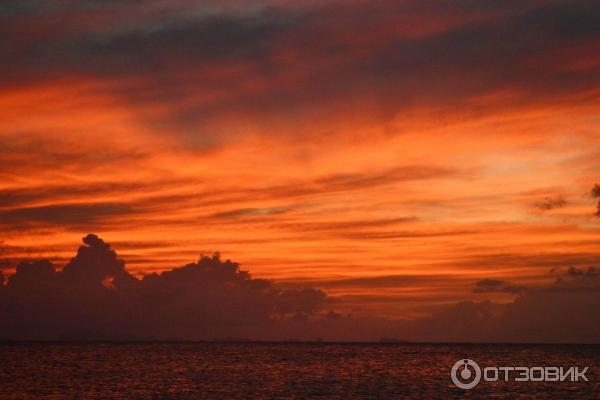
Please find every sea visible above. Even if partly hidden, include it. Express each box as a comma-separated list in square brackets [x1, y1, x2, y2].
[0, 342, 598, 399]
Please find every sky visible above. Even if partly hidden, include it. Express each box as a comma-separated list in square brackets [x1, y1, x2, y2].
[1, 0, 600, 340]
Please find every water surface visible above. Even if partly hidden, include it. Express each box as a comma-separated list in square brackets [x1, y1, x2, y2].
[0, 343, 598, 399]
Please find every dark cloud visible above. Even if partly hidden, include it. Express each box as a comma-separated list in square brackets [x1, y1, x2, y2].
[472, 278, 524, 294]
[412, 265, 600, 343]
[534, 196, 567, 211]
[0, 234, 330, 340]
[2, 1, 600, 143]
[550, 266, 600, 292]
[592, 184, 600, 217]
[113, 0, 600, 138]
[1, 235, 599, 342]
[563, 266, 599, 278]
[0, 203, 133, 230]
[0, 2, 306, 86]
[0, 0, 53, 16]
[494, 268, 600, 342]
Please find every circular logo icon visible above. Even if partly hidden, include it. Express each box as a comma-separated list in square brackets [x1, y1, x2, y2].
[451, 359, 481, 389]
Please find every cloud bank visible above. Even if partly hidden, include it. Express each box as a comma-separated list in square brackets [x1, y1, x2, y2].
[420, 267, 600, 343]
[1, 235, 599, 343]
[0, 235, 329, 340]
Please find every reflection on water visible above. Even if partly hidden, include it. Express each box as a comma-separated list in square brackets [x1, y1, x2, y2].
[0, 343, 598, 399]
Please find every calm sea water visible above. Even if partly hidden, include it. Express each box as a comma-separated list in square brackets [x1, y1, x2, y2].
[0, 343, 598, 399]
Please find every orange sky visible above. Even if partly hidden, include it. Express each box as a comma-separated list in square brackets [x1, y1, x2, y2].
[1, 0, 599, 320]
